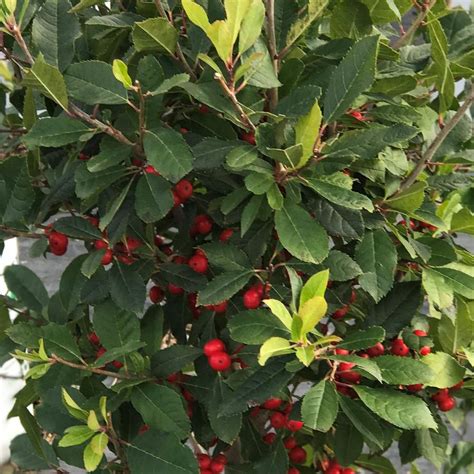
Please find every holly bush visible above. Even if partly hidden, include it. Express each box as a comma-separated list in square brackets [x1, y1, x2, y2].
[0, 0, 474, 472]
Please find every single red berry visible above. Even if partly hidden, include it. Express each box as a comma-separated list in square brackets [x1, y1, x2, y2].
[339, 371, 361, 384]
[241, 131, 256, 145]
[154, 235, 164, 246]
[182, 389, 193, 402]
[283, 437, 297, 450]
[194, 214, 213, 235]
[333, 306, 349, 320]
[288, 468, 300, 474]
[101, 249, 113, 266]
[419, 346, 431, 356]
[132, 158, 145, 167]
[286, 419, 304, 432]
[407, 384, 424, 392]
[173, 191, 183, 207]
[175, 179, 193, 201]
[349, 110, 364, 121]
[209, 461, 225, 474]
[203, 339, 226, 357]
[197, 454, 212, 469]
[326, 460, 342, 474]
[168, 283, 184, 295]
[270, 412, 287, 429]
[112, 360, 123, 369]
[339, 362, 355, 372]
[166, 372, 181, 384]
[219, 228, 234, 242]
[126, 237, 142, 251]
[263, 432, 276, 444]
[438, 396, 456, 412]
[213, 454, 227, 465]
[342, 469, 355, 474]
[335, 348, 350, 355]
[118, 254, 135, 265]
[263, 398, 283, 410]
[432, 389, 450, 402]
[413, 329, 428, 337]
[200, 470, 212, 474]
[208, 352, 232, 372]
[391, 338, 410, 356]
[144, 165, 159, 175]
[49, 231, 68, 256]
[149, 286, 164, 304]
[188, 254, 208, 273]
[213, 301, 228, 313]
[180, 127, 189, 134]
[198, 104, 209, 114]
[289, 446, 307, 464]
[366, 342, 385, 357]
[96, 347, 107, 359]
[243, 288, 262, 309]
[88, 332, 100, 345]
[88, 216, 100, 227]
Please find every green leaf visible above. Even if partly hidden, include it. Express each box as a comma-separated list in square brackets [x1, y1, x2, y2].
[228, 310, 291, 344]
[93, 299, 140, 350]
[355, 230, 397, 302]
[275, 201, 328, 264]
[330, 0, 372, 39]
[149, 73, 190, 96]
[253, 441, 289, 474]
[294, 101, 321, 167]
[421, 352, 465, 389]
[438, 298, 474, 353]
[337, 327, 385, 351]
[198, 271, 253, 306]
[22, 55, 68, 110]
[360, 0, 400, 24]
[325, 250, 362, 282]
[238, 0, 265, 55]
[298, 296, 327, 334]
[135, 174, 174, 223]
[24, 117, 92, 148]
[160, 263, 207, 292]
[258, 337, 293, 365]
[58, 425, 95, 447]
[415, 426, 449, 469]
[112, 59, 133, 89]
[200, 242, 251, 272]
[386, 182, 427, 213]
[53, 216, 102, 240]
[32, 0, 80, 71]
[65, 61, 129, 105]
[324, 35, 379, 123]
[376, 355, 435, 385]
[143, 129, 194, 183]
[92, 341, 145, 367]
[4, 265, 48, 313]
[355, 386, 437, 430]
[83, 433, 106, 471]
[99, 179, 132, 231]
[356, 454, 397, 474]
[133, 18, 178, 54]
[263, 299, 293, 330]
[131, 383, 190, 438]
[219, 357, 293, 416]
[108, 264, 146, 314]
[301, 380, 338, 432]
[127, 430, 198, 474]
[151, 345, 202, 378]
[300, 270, 329, 306]
[334, 418, 363, 467]
[339, 396, 385, 449]
[41, 322, 82, 361]
[425, 264, 474, 300]
[75, 165, 126, 200]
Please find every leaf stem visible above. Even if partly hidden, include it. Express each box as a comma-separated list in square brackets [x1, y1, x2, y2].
[397, 85, 474, 193]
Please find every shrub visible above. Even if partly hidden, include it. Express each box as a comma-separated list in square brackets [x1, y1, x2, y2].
[0, 0, 473, 472]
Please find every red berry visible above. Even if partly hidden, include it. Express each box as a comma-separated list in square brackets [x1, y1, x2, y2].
[432, 389, 450, 402]
[326, 460, 342, 474]
[88, 332, 100, 345]
[199, 104, 209, 114]
[288, 468, 300, 474]
[208, 352, 232, 372]
[194, 214, 213, 235]
[182, 389, 193, 402]
[168, 283, 184, 295]
[263, 432, 276, 444]
[197, 454, 212, 469]
[144, 165, 159, 175]
[339, 371, 361, 384]
[366, 342, 385, 357]
[243, 288, 262, 309]
[263, 398, 283, 410]
[241, 132, 256, 145]
[286, 419, 304, 432]
[341, 469, 355, 474]
[213, 454, 227, 465]
[335, 348, 350, 355]
[149, 285, 164, 304]
[188, 254, 208, 273]
[126, 237, 142, 251]
[391, 338, 410, 356]
[94, 240, 108, 251]
[101, 249, 113, 265]
[339, 362, 355, 372]
[175, 179, 193, 201]
[112, 360, 123, 369]
[350, 110, 364, 121]
[180, 127, 189, 134]
[48, 231, 68, 256]
[213, 301, 228, 313]
[438, 396, 456, 412]
[349, 289, 357, 304]
[88, 216, 99, 227]
[209, 461, 225, 474]
[270, 412, 287, 429]
[154, 235, 164, 246]
[407, 384, 424, 392]
[289, 446, 306, 464]
[96, 347, 107, 359]
[284, 437, 297, 450]
[419, 346, 431, 356]
[201, 470, 212, 474]
[413, 329, 428, 337]
[333, 306, 349, 320]
[203, 339, 226, 357]
[219, 228, 234, 242]
[173, 191, 183, 207]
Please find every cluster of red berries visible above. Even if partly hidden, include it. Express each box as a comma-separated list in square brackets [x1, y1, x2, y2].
[390, 330, 431, 357]
[431, 381, 463, 412]
[243, 282, 269, 309]
[203, 339, 232, 372]
[334, 349, 361, 385]
[321, 458, 355, 474]
[197, 453, 227, 474]
[88, 332, 123, 369]
[94, 235, 142, 266]
[400, 219, 437, 233]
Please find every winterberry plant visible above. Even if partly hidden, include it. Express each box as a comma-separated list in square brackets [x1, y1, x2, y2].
[0, 0, 473, 473]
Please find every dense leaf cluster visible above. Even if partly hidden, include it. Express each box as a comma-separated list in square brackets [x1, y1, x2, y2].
[0, 0, 473, 473]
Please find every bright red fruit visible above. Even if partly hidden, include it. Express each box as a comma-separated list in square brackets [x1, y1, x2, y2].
[391, 338, 410, 356]
[197, 454, 212, 469]
[335, 348, 350, 355]
[101, 249, 113, 265]
[175, 179, 193, 200]
[407, 384, 424, 392]
[208, 352, 232, 371]
[213, 454, 227, 465]
[413, 329, 428, 337]
[243, 288, 262, 309]
[286, 420, 304, 432]
[194, 214, 213, 235]
[149, 286, 164, 304]
[341, 469, 355, 474]
[112, 360, 123, 369]
[88, 332, 100, 345]
[270, 412, 287, 429]
[366, 342, 385, 357]
[209, 461, 225, 474]
[188, 254, 208, 273]
[289, 446, 307, 464]
[168, 283, 184, 295]
[126, 237, 142, 251]
[432, 389, 450, 402]
[288, 468, 300, 474]
[203, 339, 226, 357]
[96, 347, 107, 359]
[219, 228, 234, 241]
[438, 396, 456, 412]
[333, 306, 349, 320]
[283, 437, 297, 450]
[49, 231, 68, 256]
[241, 131, 256, 145]
[263, 432, 276, 444]
[212, 301, 228, 313]
[263, 398, 283, 410]
[144, 165, 159, 175]
[419, 346, 431, 356]
[350, 110, 364, 121]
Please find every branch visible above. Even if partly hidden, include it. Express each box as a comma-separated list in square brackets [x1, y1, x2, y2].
[393, 0, 435, 49]
[214, 73, 256, 131]
[397, 86, 474, 193]
[265, 0, 279, 111]
[0, 225, 43, 239]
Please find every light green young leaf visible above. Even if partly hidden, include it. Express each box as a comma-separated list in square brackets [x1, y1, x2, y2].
[300, 270, 330, 307]
[258, 337, 293, 366]
[421, 352, 465, 388]
[58, 426, 95, 448]
[112, 59, 133, 89]
[298, 296, 327, 334]
[296, 345, 315, 366]
[238, 0, 265, 54]
[83, 433, 107, 472]
[294, 101, 321, 167]
[133, 18, 178, 55]
[263, 299, 293, 330]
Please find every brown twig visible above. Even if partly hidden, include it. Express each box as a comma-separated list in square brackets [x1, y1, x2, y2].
[393, 0, 435, 49]
[0, 225, 43, 239]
